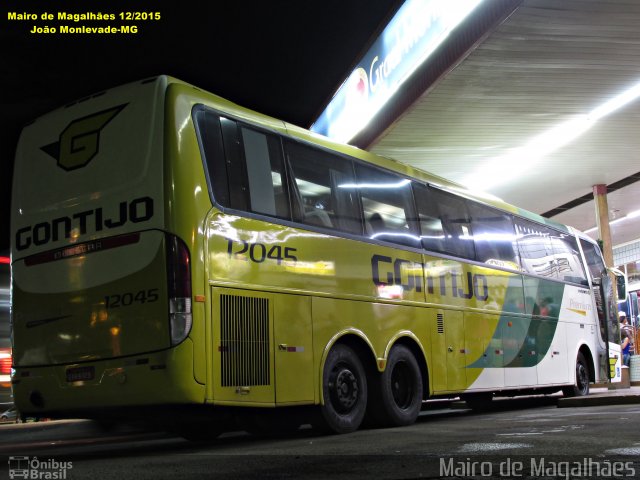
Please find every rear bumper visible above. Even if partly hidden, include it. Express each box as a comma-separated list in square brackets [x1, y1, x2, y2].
[12, 339, 204, 418]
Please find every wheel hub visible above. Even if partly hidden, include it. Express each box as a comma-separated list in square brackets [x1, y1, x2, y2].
[330, 367, 358, 412]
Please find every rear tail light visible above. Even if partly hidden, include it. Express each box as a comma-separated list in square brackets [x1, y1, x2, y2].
[0, 348, 11, 385]
[166, 235, 192, 346]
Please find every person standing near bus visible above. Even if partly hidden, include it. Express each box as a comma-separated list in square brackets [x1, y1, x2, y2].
[620, 311, 631, 367]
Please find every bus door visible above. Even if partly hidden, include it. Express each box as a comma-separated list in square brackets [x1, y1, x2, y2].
[579, 238, 620, 381]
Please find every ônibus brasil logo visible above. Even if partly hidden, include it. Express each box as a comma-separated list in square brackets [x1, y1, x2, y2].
[8, 456, 73, 479]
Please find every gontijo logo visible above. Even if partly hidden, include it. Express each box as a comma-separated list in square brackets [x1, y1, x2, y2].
[40, 104, 127, 171]
[15, 196, 154, 251]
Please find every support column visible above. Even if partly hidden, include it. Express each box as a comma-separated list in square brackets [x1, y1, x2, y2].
[593, 184, 614, 267]
[593, 184, 626, 389]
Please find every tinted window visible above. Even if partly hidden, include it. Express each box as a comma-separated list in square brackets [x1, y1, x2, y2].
[285, 141, 361, 234]
[195, 110, 291, 220]
[219, 117, 250, 211]
[220, 119, 290, 219]
[580, 239, 609, 340]
[193, 108, 230, 207]
[580, 238, 606, 280]
[514, 219, 556, 277]
[414, 185, 474, 259]
[552, 232, 588, 285]
[468, 202, 519, 269]
[240, 127, 290, 219]
[355, 164, 419, 247]
[515, 219, 587, 284]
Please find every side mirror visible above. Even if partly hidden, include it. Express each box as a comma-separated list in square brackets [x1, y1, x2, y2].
[609, 267, 627, 302]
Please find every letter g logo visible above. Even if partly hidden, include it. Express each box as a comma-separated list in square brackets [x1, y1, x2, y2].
[41, 104, 127, 171]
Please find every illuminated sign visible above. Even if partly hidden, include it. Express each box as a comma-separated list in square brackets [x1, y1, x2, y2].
[311, 0, 483, 143]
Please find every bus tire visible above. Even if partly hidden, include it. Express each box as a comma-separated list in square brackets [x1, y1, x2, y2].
[562, 351, 590, 397]
[368, 344, 422, 427]
[317, 344, 367, 434]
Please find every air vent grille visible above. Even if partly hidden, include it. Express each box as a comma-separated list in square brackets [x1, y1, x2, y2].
[220, 294, 270, 387]
[437, 313, 445, 334]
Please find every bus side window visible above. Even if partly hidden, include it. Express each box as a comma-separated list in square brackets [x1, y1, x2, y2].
[193, 108, 230, 208]
[220, 117, 250, 212]
[239, 127, 290, 220]
[514, 219, 556, 278]
[354, 164, 420, 248]
[552, 232, 588, 285]
[413, 183, 445, 253]
[284, 141, 361, 234]
[580, 238, 610, 341]
[214, 117, 291, 220]
[580, 238, 607, 281]
[416, 186, 474, 259]
[467, 202, 519, 270]
[515, 220, 587, 285]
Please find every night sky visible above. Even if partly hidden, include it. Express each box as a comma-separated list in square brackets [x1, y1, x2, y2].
[0, 0, 402, 253]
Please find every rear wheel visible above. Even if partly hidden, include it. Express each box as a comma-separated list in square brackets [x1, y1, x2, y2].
[367, 345, 423, 427]
[563, 351, 590, 397]
[316, 344, 367, 434]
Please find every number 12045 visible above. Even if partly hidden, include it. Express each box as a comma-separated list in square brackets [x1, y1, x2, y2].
[104, 288, 159, 309]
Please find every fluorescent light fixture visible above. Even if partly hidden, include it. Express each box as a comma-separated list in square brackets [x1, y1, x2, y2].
[463, 79, 640, 191]
[583, 209, 640, 234]
[590, 80, 640, 121]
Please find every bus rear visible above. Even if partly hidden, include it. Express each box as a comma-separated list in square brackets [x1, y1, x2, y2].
[10, 77, 204, 418]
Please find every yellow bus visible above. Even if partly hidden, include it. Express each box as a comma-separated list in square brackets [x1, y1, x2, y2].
[10, 76, 624, 436]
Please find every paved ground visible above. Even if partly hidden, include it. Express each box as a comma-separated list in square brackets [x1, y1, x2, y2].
[1, 389, 639, 479]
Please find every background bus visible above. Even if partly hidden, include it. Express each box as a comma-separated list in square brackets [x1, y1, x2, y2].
[10, 76, 624, 436]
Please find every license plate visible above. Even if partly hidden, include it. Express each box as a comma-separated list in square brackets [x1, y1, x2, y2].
[66, 366, 95, 382]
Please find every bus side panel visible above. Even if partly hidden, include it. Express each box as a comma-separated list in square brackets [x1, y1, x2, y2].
[165, 84, 222, 386]
[462, 312, 505, 391]
[425, 257, 526, 393]
[206, 214, 426, 303]
[209, 287, 314, 406]
[559, 284, 602, 382]
[311, 296, 429, 396]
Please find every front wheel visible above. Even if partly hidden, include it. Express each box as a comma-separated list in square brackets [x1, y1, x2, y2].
[367, 345, 423, 427]
[316, 344, 367, 434]
[562, 352, 590, 397]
